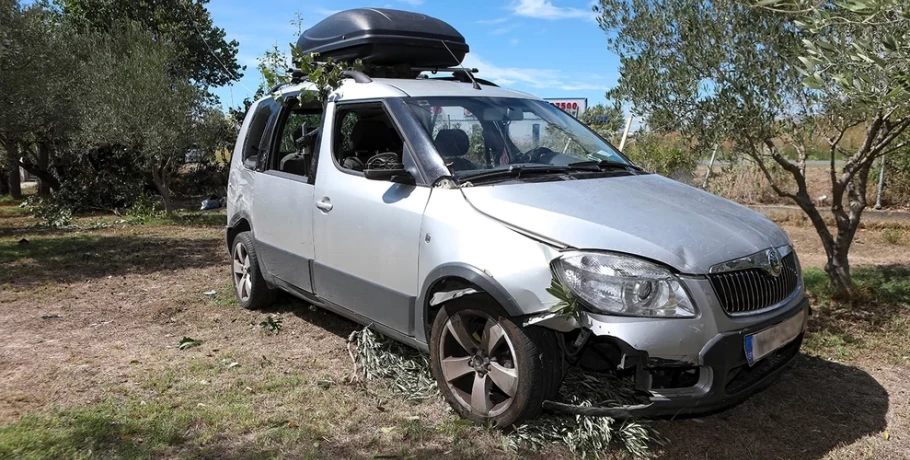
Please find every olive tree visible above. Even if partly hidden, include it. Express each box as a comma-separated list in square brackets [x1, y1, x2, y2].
[78, 24, 201, 213]
[595, 0, 910, 295]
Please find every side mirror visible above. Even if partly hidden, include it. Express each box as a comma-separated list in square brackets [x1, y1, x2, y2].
[364, 168, 415, 185]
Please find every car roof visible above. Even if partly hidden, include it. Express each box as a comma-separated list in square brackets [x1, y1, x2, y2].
[275, 77, 539, 102]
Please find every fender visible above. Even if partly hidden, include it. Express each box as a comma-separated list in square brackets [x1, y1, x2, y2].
[225, 211, 253, 252]
[415, 262, 527, 343]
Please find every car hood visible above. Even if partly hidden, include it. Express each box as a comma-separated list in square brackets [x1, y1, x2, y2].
[459, 174, 790, 274]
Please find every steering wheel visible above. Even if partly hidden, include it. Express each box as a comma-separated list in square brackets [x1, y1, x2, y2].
[526, 147, 558, 164]
[365, 152, 401, 170]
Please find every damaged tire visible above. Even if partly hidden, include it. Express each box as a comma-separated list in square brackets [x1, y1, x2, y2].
[430, 297, 562, 428]
[231, 231, 277, 310]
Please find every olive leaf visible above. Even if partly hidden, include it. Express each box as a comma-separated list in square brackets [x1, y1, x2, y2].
[546, 275, 584, 322]
[178, 337, 202, 350]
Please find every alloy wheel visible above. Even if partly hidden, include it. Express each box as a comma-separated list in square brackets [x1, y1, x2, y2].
[438, 311, 519, 418]
[232, 242, 252, 302]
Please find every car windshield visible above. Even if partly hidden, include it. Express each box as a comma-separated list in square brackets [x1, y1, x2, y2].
[404, 97, 630, 180]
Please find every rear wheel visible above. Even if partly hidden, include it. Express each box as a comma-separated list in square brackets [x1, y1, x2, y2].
[231, 231, 277, 310]
[429, 297, 562, 427]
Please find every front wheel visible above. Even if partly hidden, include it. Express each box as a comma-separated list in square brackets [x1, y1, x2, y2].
[429, 298, 562, 427]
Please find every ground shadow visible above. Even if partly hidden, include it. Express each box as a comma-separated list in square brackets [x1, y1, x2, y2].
[655, 354, 889, 459]
[0, 233, 225, 286]
[261, 294, 361, 341]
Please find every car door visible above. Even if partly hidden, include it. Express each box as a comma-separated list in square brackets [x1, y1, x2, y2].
[311, 101, 430, 335]
[250, 97, 319, 293]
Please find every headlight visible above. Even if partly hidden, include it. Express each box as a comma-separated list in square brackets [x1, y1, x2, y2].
[551, 252, 696, 318]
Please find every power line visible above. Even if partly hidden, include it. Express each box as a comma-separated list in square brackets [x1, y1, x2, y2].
[180, 0, 256, 97]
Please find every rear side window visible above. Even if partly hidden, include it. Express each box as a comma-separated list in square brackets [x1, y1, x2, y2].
[241, 100, 276, 169]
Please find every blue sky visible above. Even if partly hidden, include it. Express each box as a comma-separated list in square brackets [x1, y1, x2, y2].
[207, 0, 621, 110]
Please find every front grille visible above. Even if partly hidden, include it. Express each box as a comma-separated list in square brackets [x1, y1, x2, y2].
[709, 253, 799, 314]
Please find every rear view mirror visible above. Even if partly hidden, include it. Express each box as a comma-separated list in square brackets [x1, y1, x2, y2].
[482, 107, 524, 121]
[364, 168, 415, 185]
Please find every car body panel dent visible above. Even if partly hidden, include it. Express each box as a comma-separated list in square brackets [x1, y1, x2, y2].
[415, 188, 562, 338]
[460, 174, 790, 274]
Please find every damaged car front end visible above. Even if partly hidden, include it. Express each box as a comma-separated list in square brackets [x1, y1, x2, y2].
[526, 245, 808, 418]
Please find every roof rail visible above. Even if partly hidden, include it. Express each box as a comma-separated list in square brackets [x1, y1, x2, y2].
[342, 70, 372, 83]
[272, 65, 492, 94]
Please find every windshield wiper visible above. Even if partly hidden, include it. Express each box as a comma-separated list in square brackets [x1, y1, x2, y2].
[458, 165, 571, 183]
[567, 160, 644, 172]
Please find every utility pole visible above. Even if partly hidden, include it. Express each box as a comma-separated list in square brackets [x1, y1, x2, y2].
[618, 114, 633, 152]
[702, 144, 719, 189]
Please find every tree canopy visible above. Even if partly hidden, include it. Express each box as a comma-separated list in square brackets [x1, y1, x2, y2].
[595, 0, 910, 293]
[59, 0, 242, 88]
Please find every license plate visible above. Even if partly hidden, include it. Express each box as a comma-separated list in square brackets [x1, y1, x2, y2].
[744, 311, 805, 366]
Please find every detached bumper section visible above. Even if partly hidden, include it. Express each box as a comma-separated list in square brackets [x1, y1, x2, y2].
[544, 298, 809, 419]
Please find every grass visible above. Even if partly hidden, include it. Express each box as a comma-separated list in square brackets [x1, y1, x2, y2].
[882, 228, 907, 245]
[802, 266, 910, 363]
[1, 212, 907, 459]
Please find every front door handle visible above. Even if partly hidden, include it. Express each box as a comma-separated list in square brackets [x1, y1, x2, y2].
[315, 197, 333, 212]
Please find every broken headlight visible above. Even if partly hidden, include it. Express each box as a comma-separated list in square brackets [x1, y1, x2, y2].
[551, 252, 696, 318]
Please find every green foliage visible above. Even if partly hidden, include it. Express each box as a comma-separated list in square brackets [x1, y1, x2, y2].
[624, 134, 698, 181]
[347, 326, 438, 402]
[594, 0, 910, 293]
[24, 196, 73, 229]
[546, 275, 583, 322]
[757, 0, 910, 102]
[291, 49, 365, 105]
[259, 316, 283, 335]
[178, 337, 202, 350]
[59, 0, 242, 88]
[581, 103, 625, 141]
[125, 193, 163, 224]
[350, 327, 661, 458]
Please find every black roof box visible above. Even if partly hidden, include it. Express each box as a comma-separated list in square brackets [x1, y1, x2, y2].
[297, 8, 469, 67]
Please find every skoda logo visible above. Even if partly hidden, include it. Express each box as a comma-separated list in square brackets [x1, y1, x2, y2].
[762, 248, 783, 277]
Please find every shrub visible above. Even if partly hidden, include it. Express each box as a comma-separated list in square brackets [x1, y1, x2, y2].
[623, 134, 698, 182]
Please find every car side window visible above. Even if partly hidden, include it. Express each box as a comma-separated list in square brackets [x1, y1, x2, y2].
[241, 100, 278, 170]
[332, 103, 405, 173]
[266, 98, 323, 178]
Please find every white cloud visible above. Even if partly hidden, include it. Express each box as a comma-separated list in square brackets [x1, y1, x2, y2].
[463, 54, 612, 93]
[397, 0, 424, 5]
[510, 0, 595, 20]
[476, 17, 510, 25]
[463, 54, 564, 89]
[490, 23, 520, 35]
[510, 39, 520, 46]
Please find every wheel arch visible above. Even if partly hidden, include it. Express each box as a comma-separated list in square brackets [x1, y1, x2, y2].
[226, 214, 252, 253]
[417, 263, 526, 343]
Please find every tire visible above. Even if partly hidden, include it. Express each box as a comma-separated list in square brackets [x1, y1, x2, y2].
[429, 297, 562, 428]
[230, 231, 277, 310]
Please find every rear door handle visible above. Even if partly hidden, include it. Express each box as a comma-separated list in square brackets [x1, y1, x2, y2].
[315, 197, 333, 212]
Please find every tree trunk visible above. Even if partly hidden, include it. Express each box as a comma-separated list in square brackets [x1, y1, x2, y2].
[6, 144, 21, 199]
[36, 142, 51, 197]
[151, 167, 172, 214]
[0, 169, 9, 195]
[826, 249, 853, 297]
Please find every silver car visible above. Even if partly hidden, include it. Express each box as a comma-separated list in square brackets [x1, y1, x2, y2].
[226, 74, 809, 427]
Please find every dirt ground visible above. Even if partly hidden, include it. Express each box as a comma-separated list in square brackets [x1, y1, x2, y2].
[1, 207, 909, 459]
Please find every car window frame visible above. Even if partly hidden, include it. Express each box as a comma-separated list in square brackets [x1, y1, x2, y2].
[241, 98, 280, 171]
[261, 94, 323, 182]
[325, 99, 429, 185]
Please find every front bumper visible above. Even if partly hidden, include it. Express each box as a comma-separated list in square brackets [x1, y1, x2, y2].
[544, 297, 809, 419]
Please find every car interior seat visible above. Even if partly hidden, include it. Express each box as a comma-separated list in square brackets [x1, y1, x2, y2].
[434, 129, 475, 172]
[343, 119, 402, 171]
[280, 125, 311, 176]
